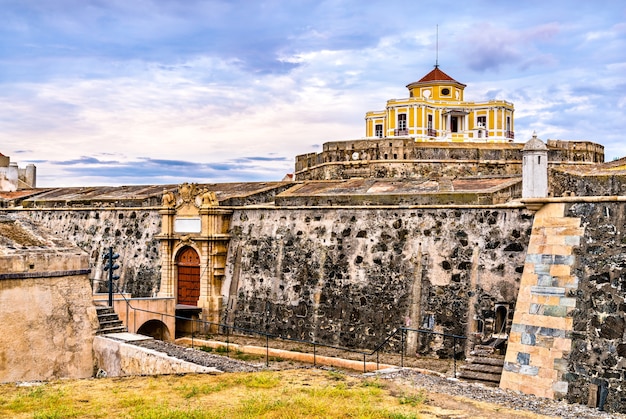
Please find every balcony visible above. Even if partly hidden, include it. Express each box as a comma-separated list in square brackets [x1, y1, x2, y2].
[506, 131, 515, 139]
[394, 129, 408, 136]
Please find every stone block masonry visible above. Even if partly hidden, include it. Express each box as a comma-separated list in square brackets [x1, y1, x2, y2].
[500, 203, 583, 399]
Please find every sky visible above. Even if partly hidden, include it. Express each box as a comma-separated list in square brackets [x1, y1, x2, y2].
[1, 0, 625, 187]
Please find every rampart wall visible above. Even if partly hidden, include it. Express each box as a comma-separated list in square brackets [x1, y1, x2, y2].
[224, 206, 534, 352]
[14, 205, 534, 355]
[19, 208, 162, 297]
[295, 140, 604, 181]
[551, 168, 626, 197]
[565, 200, 626, 411]
[0, 252, 97, 382]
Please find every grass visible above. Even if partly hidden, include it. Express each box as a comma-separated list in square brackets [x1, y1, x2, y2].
[0, 369, 426, 419]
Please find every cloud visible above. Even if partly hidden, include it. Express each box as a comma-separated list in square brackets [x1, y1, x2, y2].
[1, 0, 626, 186]
[461, 23, 560, 72]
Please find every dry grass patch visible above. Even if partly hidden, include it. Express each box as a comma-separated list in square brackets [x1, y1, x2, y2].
[0, 369, 424, 419]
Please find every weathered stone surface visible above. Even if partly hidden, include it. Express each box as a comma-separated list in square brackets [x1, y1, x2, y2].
[224, 207, 533, 355]
[0, 215, 98, 383]
[93, 336, 222, 376]
[565, 202, 626, 413]
[22, 209, 162, 297]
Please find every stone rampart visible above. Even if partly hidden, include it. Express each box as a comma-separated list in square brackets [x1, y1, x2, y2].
[565, 200, 626, 412]
[17, 208, 162, 297]
[11, 203, 534, 357]
[224, 206, 534, 353]
[295, 139, 604, 181]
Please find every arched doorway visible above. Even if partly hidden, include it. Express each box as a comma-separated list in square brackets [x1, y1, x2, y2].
[494, 304, 508, 336]
[176, 246, 200, 306]
[137, 320, 171, 341]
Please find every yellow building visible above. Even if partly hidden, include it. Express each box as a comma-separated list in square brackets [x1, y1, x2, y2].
[365, 66, 514, 142]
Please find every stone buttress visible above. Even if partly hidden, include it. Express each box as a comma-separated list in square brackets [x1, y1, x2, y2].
[500, 203, 584, 398]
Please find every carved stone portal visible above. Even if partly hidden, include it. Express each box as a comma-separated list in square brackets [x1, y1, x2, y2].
[157, 183, 232, 329]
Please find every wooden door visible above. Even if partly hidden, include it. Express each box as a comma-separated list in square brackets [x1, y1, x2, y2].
[177, 247, 200, 306]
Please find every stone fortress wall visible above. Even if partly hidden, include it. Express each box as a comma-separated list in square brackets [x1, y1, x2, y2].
[295, 139, 604, 181]
[16, 203, 532, 355]
[0, 215, 97, 383]
[224, 206, 533, 354]
[565, 200, 626, 411]
[0, 153, 36, 192]
[22, 208, 163, 297]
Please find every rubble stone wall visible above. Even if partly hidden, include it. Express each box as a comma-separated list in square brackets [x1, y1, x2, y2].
[564, 201, 626, 412]
[550, 170, 626, 197]
[16, 208, 162, 297]
[224, 206, 534, 353]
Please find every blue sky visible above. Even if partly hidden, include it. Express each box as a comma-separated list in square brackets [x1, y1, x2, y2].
[1, 0, 625, 187]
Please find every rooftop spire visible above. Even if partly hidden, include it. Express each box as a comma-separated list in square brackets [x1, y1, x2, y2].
[435, 24, 439, 68]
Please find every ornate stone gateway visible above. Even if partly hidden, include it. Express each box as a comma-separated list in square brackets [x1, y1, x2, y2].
[157, 183, 232, 329]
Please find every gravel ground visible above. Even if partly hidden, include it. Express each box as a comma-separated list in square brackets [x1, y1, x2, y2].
[130, 339, 625, 418]
[132, 339, 262, 373]
[370, 368, 625, 419]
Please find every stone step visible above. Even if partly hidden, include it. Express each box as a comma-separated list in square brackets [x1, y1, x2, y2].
[473, 344, 499, 352]
[100, 320, 125, 329]
[456, 377, 500, 387]
[97, 326, 127, 335]
[457, 370, 502, 383]
[95, 305, 127, 335]
[459, 363, 504, 375]
[96, 307, 115, 315]
[465, 356, 505, 366]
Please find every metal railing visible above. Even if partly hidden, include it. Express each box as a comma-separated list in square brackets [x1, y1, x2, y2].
[105, 288, 466, 376]
[398, 327, 467, 377]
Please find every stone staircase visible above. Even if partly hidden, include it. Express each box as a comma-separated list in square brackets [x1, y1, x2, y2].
[96, 305, 127, 335]
[458, 344, 504, 387]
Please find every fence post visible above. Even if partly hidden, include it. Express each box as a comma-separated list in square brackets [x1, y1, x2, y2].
[363, 354, 366, 373]
[266, 334, 269, 367]
[453, 336, 457, 378]
[313, 343, 317, 367]
[401, 328, 405, 368]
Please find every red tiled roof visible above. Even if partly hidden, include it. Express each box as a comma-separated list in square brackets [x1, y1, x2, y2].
[418, 66, 457, 83]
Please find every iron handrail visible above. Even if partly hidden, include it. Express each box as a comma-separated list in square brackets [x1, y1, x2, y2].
[105, 286, 466, 375]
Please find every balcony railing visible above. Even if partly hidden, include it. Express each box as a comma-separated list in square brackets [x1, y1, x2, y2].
[506, 131, 515, 139]
[394, 129, 408, 136]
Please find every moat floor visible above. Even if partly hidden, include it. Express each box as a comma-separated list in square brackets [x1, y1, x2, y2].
[129, 338, 623, 419]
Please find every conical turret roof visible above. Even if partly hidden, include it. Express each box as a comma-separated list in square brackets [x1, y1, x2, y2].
[407, 66, 466, 88]
[523, 132, 548, 151]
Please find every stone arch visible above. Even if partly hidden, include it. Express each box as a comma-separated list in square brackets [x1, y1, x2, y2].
[137, 319, 171, 341]
[176, 246, 201, 306]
